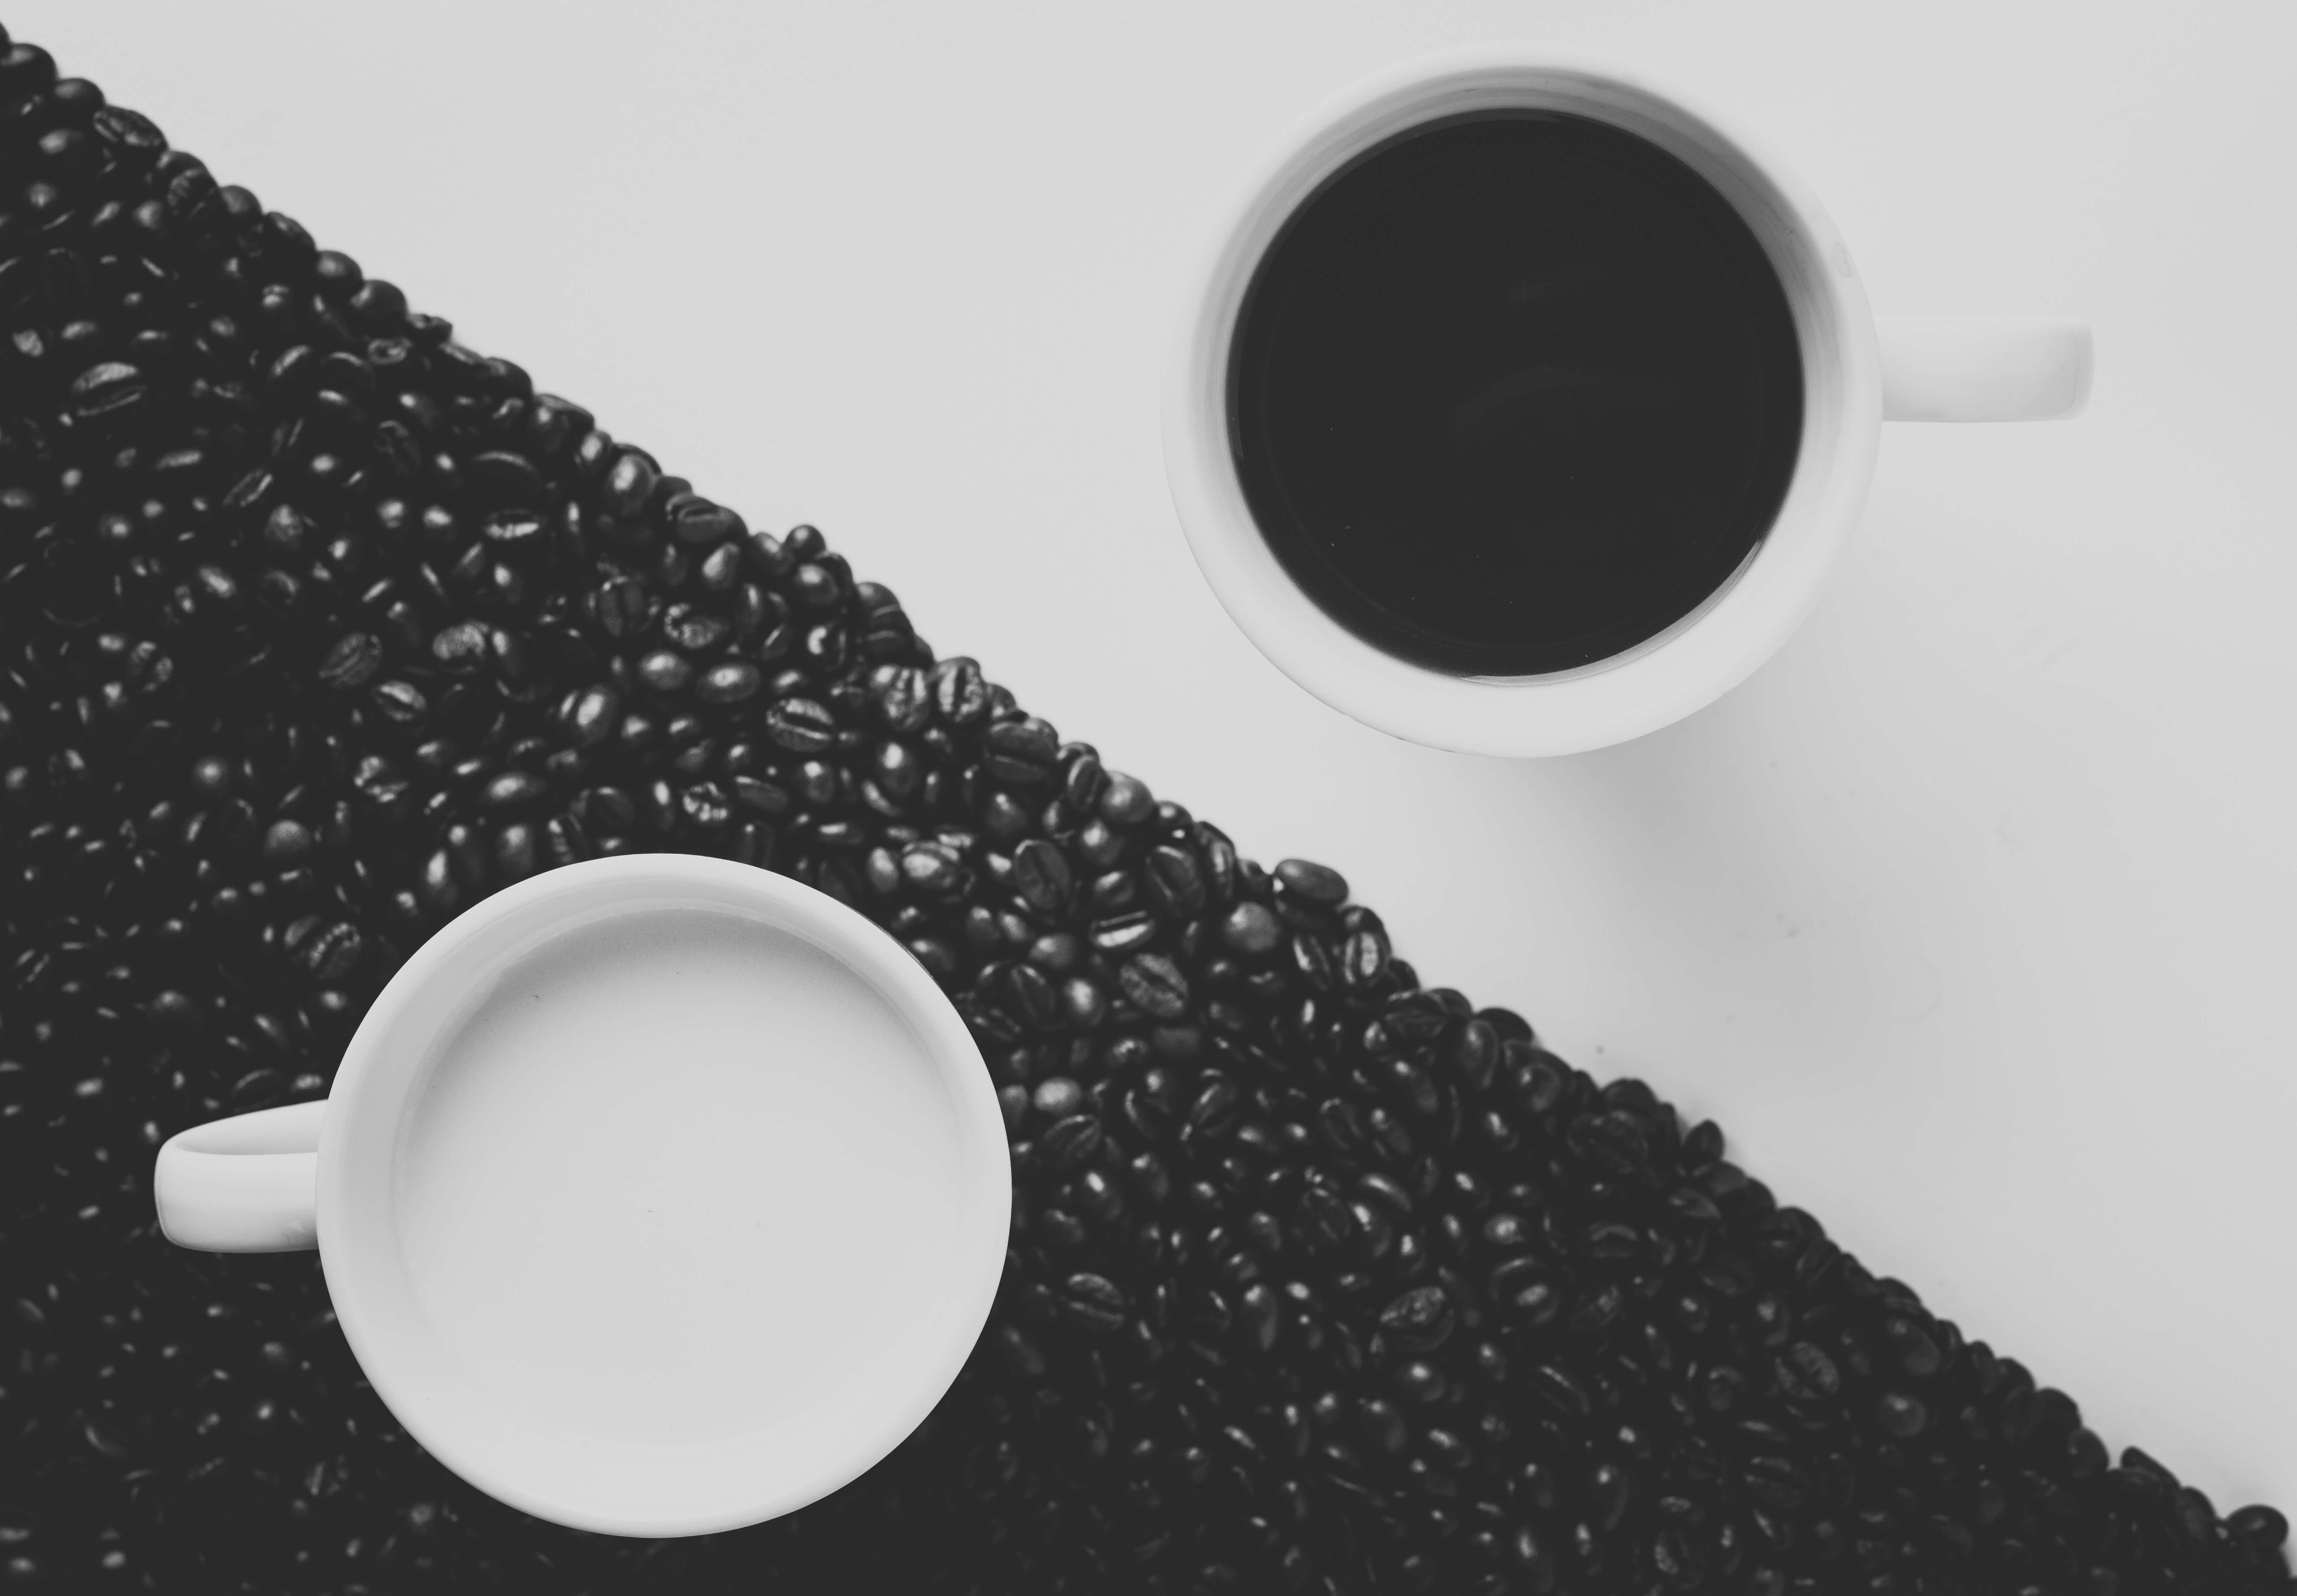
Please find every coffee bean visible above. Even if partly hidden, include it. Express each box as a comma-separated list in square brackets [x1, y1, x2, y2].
[1378, 1285, 1454, 1353]
[929, 656, 988, 725]
[1188, 1076, 1239, 1135]
[1775, 1341, 1841, 1403]
[763, 697, 837, 753]
[666, 492, 745, 548]
[463, 438, 544, 509]
[480, 771, 543, 809]
[1099, 773, 1154, 827]
[2175, 1486, 2222, 1548]
[982, 716, 1058, 785]
[1273, 858, 1347, 907]
[364, 678, 425, 722]
[262, 818, 313, 862]
[1664, 1186, 1721, 1227]
[2228, 1505, 2290, 1552]
[1057, 976, 1105, 1029]
[1032, 1076, 1085, 1120]
[1042, 1114, 1104, 1171]
[1877, 1392, 1928, 1439]
[593, 575, 649, 637]
[316, 631, 382, 690]
[1118, 953, 1189, 1021]
[602, 448, 658, 516]
[695, 661, 760, 705]
[2067, 1425, 2109, 1480]
[1056, 1273, 1126, 1335]
[1566, 1110, 1648, 1173]
[282, 917, 361, 981]
[70, 359, 148, 421]
[1087, 912, 1154, 957]
[495, 821, 538, 879]
[1220, 902, 1281, 957]
[1338, 926, 1389, 988]
[634, 650, 691, 693]
[431, 620, 489, 672]
[1012, 839, 1072, 913]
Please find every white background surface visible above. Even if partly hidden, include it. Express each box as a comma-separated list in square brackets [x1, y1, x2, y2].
[30, 0, 2294, 1512]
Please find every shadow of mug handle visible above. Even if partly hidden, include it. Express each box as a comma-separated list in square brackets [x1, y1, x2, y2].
[1878, 314, 2093, 421]
[154, 1099, 327, 1253]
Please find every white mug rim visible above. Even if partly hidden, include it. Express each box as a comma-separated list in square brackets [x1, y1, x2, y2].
[312, 852, 1011, 1538]
[1161, 41, 1884, 757]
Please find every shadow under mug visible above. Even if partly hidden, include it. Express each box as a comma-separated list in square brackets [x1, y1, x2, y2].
[151, 854, 1011, 1538]
[1162, 43, 2094, 758]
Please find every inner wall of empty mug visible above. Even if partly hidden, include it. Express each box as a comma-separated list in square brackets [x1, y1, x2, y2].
[319, 860, 1002, 1533]
[1183, 58, 1872, 754]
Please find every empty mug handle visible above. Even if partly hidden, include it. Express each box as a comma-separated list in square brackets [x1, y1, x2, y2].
[153, 1100, 327, 1253]
[1877, 314, 2093, 421]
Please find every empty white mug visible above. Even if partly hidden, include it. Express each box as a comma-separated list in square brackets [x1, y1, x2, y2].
[153, 853, 1010, 1538]
[1163, 43, 2093, 757]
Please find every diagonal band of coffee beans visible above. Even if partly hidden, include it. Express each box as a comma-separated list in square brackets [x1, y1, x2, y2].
[0, 26, 2286, 1596]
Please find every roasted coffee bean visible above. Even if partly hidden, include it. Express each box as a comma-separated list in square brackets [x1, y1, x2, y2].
[1273, 857, 1347, 907]
[1118, 953, 1190, 1020]
[1088, 911, 1155, 956]
[1057, 1273, 1127, 1335]
[1338, 925, 1389, 988]
[316, 630, 382, 689]
[1775, 1341, 1841, 1403]
[1221, 901, 1282, 957]
[1012, 839, 1072, 912]
[6, 46, 2268, 1596]
[1666, 1185, 1722, 1225]
[666, 491, 745, 547]
[2067, 1425, 2110, 1480]
[1529, 1362, 1594, 1418]
[281, 917, 361, 980]
[483, 508, 547, 553]
[370, 678, 427, 723]
[931, 655, 989, 724]
[2229, 1505, 2290, 1552]
[1566, 1110, 1649, 1173]
[1379, 1285, 1455, 1353]
[1188, 1076, 1239, 1135]
[764, 696, 837, 753]
[695, 661, 761, 705]
[1877, 1392, 1929, 1439]
[263, 817, 314, 862]
[1042, 1113, 1104, 1171]
[636, 649, 693, 693]
[982, 716, 1059, 784]
[70, 358, 149, 420]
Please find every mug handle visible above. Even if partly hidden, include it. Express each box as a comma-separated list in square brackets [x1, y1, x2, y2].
[153, 1100, 327, 1253]
[1876, 314, 2093, 422]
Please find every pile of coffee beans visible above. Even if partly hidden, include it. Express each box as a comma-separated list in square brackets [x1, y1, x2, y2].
[0, 27, 2285, 1595]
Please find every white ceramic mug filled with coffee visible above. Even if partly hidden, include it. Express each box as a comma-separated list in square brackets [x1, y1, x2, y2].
[1163, 43, 2093, 757]
[152, 853, 1010, 1538]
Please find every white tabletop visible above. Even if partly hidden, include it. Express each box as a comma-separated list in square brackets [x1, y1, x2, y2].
[37, 0, 2294, 1513]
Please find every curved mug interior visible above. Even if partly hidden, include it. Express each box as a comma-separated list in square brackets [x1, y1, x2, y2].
[1163, 44, 1884, 757]
[313, 853, 1010, 1538]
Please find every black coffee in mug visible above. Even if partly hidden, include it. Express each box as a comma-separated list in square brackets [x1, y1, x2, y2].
[1228, 111, 1803, 677]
